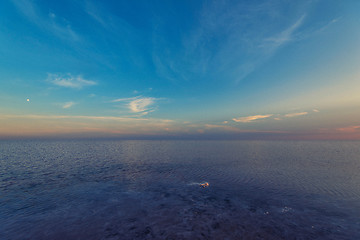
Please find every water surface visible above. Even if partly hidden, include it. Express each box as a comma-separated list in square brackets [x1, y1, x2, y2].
[1, 140, 360, 239]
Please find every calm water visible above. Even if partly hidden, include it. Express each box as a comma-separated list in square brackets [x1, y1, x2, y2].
[1, 140, 360, 239]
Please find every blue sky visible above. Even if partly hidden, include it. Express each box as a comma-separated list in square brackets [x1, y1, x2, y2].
[1, 0, 360, 139]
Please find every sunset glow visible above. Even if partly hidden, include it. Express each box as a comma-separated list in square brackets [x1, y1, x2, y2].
[1, 0, 359, 139]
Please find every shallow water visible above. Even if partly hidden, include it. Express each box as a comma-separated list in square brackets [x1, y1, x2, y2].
[1, 140, 360, 239]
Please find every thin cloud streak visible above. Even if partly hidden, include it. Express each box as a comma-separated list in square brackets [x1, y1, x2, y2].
[232, 15, 306, 83]
[284, 112, 308, 118]
[62, 102, 75, 109]
[11, 0, 80, 41]
[0, 114, 176, 137]
[49, 74, 97, 89]
[234, 14, 307, 83]
[0, 114, 160, 122]
[233, 114, 273, 123]
[336, 125, 360, 132]
[231, 108, 317, 123]
[151, 1, 311, 85]
[111, 97, 138, 102]
[265, 15, 306, 49]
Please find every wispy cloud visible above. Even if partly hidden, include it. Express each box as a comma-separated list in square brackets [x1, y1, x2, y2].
[230, 14, 306, 83]
[111, 97, 138, 103]
[233, 114, 273, 123]
[314, 17, 341, 34]
[149, 0, 327, 87]
[0, 114, 162, 122]
[232, 108, 317, 123]
[48, 74, 97, 89]
[284, 112, 308, 118]
[112, 96, 160, 115]
[11, 0, 37, 19]
[264, 15, 306, 49]
[129, 97, 156, 113]
[85, 1, 107, 27]
[11, 0, 80, 41]
[336, 125, 360, 132]
[0, 114, 175, 137]
[182, 1, 312, 84]
[62, 102, 75, 109]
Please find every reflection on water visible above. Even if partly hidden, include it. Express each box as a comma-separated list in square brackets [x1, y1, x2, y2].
[1, 140, 360, 239]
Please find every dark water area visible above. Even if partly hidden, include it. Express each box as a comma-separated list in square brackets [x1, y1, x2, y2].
[1, 140, 360, 239]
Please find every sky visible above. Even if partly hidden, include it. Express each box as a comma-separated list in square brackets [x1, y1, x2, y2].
[0, 0, 360, 140]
